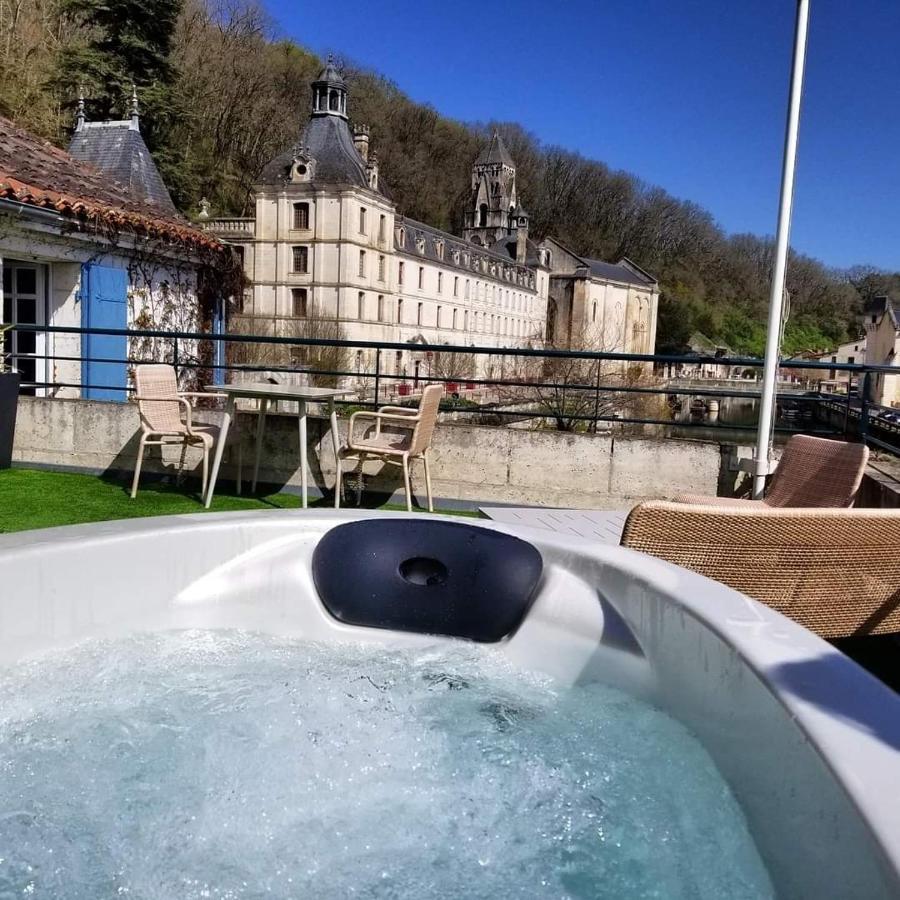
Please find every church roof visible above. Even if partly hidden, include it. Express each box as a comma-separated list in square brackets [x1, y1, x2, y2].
[475, 131, 514, 167]
[583, 257, 657, 287]
[258, 114, 388, 196]
[0, 115, 218, 252]
[68, 121, 177, 216]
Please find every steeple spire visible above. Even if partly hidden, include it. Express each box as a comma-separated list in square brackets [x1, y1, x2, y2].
[75, 88, 85, 133]
[129, 84, 140, 131]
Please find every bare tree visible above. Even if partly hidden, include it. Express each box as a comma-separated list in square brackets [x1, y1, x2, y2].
[228, 302, 350, 387]
[498, 325, 666, 433]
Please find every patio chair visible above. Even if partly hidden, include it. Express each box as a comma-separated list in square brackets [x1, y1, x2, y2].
[621, 501, 900, 638]
[335, 384, 442, 512]
[131, 364, 240, 499]
[673, 434, 869, 508]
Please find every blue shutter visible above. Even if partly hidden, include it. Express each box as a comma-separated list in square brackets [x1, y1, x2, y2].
[81, 264, 128, 401]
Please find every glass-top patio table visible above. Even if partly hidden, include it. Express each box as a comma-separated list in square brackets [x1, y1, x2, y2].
[203, 383, 352, 509]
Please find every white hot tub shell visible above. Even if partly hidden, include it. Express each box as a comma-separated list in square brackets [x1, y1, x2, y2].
[0, 510, 898, 899]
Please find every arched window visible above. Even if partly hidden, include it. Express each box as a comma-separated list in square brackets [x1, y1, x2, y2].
[478, 204, 488, 227]
[329, 90, 339, 111]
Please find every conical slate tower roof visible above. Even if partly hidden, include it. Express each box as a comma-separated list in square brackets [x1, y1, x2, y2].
[475, 131, 514, 166]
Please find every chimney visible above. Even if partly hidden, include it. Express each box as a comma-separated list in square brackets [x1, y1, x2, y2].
[353, 124, 370, 161]
[366, 151, 379, 191]
[516, 210, 529, 265]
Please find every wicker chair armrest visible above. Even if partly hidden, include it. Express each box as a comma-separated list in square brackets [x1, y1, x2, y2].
[349, 410, 419, 444]
[377, 405, 418, 416]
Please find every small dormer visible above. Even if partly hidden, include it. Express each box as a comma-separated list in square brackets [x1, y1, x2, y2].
[415, 235, 426, 255]
[289, 149, 316, 183]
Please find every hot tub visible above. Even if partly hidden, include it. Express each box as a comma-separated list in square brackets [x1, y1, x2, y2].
[0, 510, 897, 899]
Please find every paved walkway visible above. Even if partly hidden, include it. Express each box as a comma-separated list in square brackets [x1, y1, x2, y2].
[479, 506, 629, 545]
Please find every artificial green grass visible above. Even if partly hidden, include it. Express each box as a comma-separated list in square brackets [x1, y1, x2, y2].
[0, 468, 479, 534]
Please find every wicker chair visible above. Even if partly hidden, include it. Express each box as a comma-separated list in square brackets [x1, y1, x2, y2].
[131, 364, 239, 499]
[621, 501, 900, 638]
[335, 384, 442, 512]
[673, 434, 869, 508]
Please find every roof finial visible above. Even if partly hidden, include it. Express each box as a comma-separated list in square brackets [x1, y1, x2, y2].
[75, 88, 85, 133]
[129, 84, 140, 131]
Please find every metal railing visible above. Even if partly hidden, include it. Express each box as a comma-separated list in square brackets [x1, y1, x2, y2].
[5, 322, 900, 454]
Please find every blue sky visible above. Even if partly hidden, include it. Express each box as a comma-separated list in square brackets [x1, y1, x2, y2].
[268, 0, 898, 271]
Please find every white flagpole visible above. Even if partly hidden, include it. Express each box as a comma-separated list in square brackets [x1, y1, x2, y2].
[753, 0, 811, 499]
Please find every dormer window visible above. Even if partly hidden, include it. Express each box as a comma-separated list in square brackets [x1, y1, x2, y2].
[290, 153, 315, 183]
[415, 236, 426, 255]
[398, 226, 406, 248]
[435, 239, 444, 260]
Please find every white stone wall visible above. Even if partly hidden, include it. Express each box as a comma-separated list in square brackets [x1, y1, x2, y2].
[0, 218, 203, 396]
[865, 315, 900, 407]
[240, 183, 549, 381]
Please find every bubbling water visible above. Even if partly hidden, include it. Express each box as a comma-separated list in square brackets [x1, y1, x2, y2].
[0, 631, 773, 899]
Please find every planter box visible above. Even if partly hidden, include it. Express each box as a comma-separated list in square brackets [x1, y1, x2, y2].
[0, 371, 20, 469]
[398, 383, 411, 397]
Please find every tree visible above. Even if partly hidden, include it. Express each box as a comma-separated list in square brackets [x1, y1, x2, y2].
[498, 325, 665, 433]
[229, 303, 350, 388]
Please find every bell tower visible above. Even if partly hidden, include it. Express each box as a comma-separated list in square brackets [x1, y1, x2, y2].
[311, 54, 348, 119]
[463, 131, 517, 247]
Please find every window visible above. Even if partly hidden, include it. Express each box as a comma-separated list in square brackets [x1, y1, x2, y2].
[291, 288, 307, 317]
[398, 261, 404, 285]
[437, 306, 442, 328]
[359, 207, 367, 234]
[379, 215, 386, 242]
[452, 308, 458, 329]
[418, 267, 424, 290]
[417, 302, 423, 326]
[358, 249, 366, 277]
[465, 279, 470, 300]
[464, 310, 469, 330]
[398, 227, 406, 248]
[453, 276, 459, 297]
[395, 351, 402, 375]
[398, 298, 404, 323]
[592, 302, 597, 323]
[437, 272, 443, 294]
[377, 295, 385, 321]
[357, 291, 365, 319]
[378, 255, 385, 281]
[293, 202, 309, 230]
[292, 246, 309, 273]
[848, 356, 855, 365]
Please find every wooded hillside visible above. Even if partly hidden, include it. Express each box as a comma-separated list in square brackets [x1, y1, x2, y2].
[2, 0, 897, 353]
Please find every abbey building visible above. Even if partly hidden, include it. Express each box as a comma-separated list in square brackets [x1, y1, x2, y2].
[203, 59, 658, 378]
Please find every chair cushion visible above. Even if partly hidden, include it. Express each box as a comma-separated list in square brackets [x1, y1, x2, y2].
[312, 519, 543, 643]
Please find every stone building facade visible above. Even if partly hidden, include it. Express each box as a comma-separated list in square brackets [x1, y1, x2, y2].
[204, 58, 658, 381]
[864, 297, 899, 407]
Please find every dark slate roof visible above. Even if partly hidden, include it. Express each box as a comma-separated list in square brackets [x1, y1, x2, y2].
[314, 59, 345, 87]
[475, 131, 515, 167]
[0, 115, 217, 251]
[396, 216, 537, 286]
[489, 233, 545, 268]
[258, 114, 389, 196]
[68, 122, 177, 216]
[584, 257, 656, 287]
[864, 295, 899, 328]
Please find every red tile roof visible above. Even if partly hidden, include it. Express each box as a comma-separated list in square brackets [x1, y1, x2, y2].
[0, 115, 220, 253]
